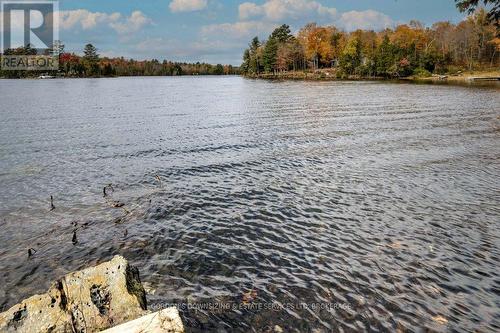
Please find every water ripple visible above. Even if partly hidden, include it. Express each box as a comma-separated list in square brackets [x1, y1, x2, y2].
[0, 77, 499, 332]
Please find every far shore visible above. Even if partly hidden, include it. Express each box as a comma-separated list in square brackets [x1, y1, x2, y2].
[0, 74, 240, 80]
[1, 71, 499, 87]
[244, 69, 500, 85]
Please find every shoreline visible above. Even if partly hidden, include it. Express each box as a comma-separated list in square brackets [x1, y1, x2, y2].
[244, 69, 500, 86]
[0, 74, 240, 80]
[1, 71, 499, 88]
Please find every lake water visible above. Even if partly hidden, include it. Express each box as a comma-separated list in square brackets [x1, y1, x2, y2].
[0, 76, 499, 332]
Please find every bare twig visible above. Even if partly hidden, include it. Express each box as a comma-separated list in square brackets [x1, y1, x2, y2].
[28, 248, 37, 258]
[155, 175, 162, 188]
[50, 195, 55, 211]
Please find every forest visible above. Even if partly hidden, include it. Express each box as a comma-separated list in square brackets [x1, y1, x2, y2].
[241, 9, 499, 79]
[0, 43, 239, 78]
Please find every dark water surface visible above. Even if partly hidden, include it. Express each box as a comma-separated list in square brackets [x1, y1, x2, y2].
[0, 77, 499, 332]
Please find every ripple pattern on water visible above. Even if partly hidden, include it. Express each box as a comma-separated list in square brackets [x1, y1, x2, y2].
[0, 77, 499, 332]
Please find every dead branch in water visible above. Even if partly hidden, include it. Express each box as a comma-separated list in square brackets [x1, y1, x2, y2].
[28, 248, 37, 258]
[49, 195, 55, 211]
[155, 175, 162, 188]
[103, 184, 114, 198]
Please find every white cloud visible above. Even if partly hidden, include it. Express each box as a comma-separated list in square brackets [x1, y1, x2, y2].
[238, 2, 263, 20]
[59, 10, 118, 30]
[169, 0, 208, 13]
[59, 10, 151, 34]
[201, 21, 278, 40]
[337, 10, 393, 31]
[238, 0, 337, 22]
[110, 11, 152, 34]
[197, 20, 281, 64]
[236, 1, 393, 32]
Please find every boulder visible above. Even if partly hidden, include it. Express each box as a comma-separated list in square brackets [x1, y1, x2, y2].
[100, 308, 184, 333]
[0, 256, 183, 333]
[0, 282, 73, 333]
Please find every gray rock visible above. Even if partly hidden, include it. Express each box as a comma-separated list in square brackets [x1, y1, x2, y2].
[101, 308, 184, 333]
[0, 255, 183, 333]
[274, 325, 284, 333]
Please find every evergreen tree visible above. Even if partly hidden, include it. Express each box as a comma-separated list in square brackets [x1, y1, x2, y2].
[249, 36, 261, 74]
[214, 64, 224, 75]
[263, 37, 278, 72]
[374, 35, 395, 77]
[242, 48, 251, 73]
[269, 24, 293, 43]
[83, 44, 99, 76]
[83, 44, 99, 62]
[263, 25, 293, 73]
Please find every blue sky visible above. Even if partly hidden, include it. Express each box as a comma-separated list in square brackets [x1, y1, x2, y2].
[57, 0, 466, 65]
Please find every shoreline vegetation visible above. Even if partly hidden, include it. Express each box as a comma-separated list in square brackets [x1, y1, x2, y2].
[240, 9, 499, 83]
[244, 68, 500, 84]
[0, 43, 239, 79]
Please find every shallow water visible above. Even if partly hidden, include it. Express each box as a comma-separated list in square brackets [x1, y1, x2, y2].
[0, 77, 499, 332]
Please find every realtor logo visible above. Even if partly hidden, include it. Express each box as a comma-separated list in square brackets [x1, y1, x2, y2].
[1, 0, 59, 70]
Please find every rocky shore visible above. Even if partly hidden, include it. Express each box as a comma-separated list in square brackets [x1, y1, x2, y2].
[0, 256, 184, 333]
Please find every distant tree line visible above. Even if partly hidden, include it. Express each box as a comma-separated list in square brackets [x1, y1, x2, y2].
[241, 9, 499, 78]
[0, 43, 239, 78]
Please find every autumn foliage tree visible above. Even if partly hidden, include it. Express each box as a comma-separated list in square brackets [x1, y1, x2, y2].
[241, 8, 499, 78]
